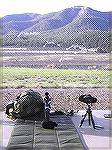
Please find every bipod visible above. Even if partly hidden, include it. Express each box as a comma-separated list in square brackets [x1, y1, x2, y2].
[41, 104, 57, 129]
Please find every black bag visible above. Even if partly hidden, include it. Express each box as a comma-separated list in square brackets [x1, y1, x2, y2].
[41, 120, 58, 129]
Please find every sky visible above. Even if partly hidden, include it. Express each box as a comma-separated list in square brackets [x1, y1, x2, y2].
[1, 0, 112, 17]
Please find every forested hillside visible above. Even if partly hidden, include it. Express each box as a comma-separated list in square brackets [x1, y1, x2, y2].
[1, 6, 112, 53]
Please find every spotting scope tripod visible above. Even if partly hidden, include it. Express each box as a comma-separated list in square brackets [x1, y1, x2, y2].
[80, 103, 96, 128]
[79, 103, 104, 129]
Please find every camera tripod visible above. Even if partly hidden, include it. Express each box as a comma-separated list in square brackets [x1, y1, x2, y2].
[80, 103, 96, 129]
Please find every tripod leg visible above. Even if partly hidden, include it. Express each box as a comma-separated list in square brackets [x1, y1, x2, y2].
[90, 112, 95, 129]
[88, 111, 91, 126]
[80, 112, 87, 127]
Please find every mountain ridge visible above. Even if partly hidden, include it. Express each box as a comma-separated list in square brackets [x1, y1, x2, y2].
[1, 6, 112, 52]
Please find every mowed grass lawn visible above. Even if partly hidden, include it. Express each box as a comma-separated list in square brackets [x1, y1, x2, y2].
[1, 67, 111, 88]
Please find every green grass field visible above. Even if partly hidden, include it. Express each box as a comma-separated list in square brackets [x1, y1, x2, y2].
[1, 67, 111, 88]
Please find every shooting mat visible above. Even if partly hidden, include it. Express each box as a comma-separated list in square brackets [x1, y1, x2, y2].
[6, 115, 84, 150]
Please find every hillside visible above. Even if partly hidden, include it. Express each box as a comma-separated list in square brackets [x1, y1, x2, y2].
[1, 6, 112, 52]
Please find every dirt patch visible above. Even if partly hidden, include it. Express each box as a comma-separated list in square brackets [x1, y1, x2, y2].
[1, 87, 111, 111]
[3, 52, 109, 69]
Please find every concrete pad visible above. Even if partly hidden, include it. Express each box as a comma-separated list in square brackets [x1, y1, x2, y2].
[0, 110, 112, 150]
[71, 110, 112, 150]
[0, 111, 15, 150]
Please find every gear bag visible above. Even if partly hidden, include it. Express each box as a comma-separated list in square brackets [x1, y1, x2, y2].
[6, 90, 45, 119]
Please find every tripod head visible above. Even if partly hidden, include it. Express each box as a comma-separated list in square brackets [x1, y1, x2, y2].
[79, 94, 97, 105]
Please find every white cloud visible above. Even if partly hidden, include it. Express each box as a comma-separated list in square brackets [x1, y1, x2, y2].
[1, 0, 112, 17]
